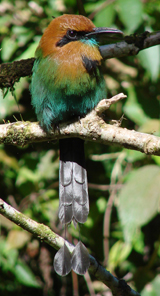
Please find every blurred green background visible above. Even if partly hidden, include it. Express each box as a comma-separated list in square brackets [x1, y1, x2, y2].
[0, 0, 160, 295]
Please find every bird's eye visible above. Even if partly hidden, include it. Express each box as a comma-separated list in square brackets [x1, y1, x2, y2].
[67, 30, 77, 40]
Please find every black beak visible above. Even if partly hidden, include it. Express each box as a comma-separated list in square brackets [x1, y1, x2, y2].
[85, 27, 124, 45]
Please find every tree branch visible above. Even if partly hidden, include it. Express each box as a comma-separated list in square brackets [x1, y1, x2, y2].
[0, 58, 35, 89]
[0, 31, 160, 90]
[0, 198, 140, 296]
[100, 31, 160, 59]
[0, 94, 160, 156]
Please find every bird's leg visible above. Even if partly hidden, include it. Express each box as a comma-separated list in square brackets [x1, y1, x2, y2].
[77, 115, 81, 124]
[53, 123, 60, 133]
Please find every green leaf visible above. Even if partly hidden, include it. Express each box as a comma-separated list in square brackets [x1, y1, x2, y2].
[17, 40, 40, 60]
[36, 150, 59, 180]
[14, 260, 41, 287]
[94, 3, 116, 27]
[138, 45, 160, 82]
[125, 150, 146, 163]
[138, 119, 160, 136]
[6, 230, 31, 250]
[0, 77, 28, 120]
[117, 0, 143, 32]
[0, 16, 12, 34]
[1, 242, 19, 272]
[118, 165, 160, 243]
[141, 275, 160, 296]
[16, 167, 39, 186]
[131, 228, 145, 254]
[1, 37, 19, 61]
[108, 240, 132, 270]
[12, 26, 34, 46]
[96, 197, 107, 213]
[0, 238, 7, 255]
[152, 155, 160, 166]
[123, 85, 149, 125]
[39, 197, 59, 222]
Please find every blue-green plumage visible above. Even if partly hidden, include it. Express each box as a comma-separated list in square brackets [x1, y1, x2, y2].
[31, 39, 106, 131]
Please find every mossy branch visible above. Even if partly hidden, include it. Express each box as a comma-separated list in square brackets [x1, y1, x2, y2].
[0, 198, 140, 296]
[0, 94, 160, 156]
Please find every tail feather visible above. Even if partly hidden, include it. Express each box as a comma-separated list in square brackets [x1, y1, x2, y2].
[54, 242, 72, 276]
[73, 164, 89, 223]
[57, 138, 90, 275]
[59, 138, 89, 225]
[71, 241, 90, 275]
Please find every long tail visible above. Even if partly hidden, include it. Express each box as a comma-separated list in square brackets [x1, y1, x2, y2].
[54, 138, 90, 276]
[58, 137, 89, 226]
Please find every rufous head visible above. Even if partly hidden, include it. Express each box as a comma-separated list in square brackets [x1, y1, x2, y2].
[36, 14, 96, 58]
[36, 14, 123, 59]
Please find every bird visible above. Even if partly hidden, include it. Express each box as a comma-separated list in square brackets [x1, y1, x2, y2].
[30, 14, 123, 276]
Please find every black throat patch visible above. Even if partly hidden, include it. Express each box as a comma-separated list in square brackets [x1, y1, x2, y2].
[82, 55, 100, 74]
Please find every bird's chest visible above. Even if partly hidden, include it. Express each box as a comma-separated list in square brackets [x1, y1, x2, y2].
[31, 54, 106, 126]
[53, 57, 98, 96]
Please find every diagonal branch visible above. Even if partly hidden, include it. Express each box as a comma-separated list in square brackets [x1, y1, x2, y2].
[0, 198, 140, 296]
[0, 94, 160, 156]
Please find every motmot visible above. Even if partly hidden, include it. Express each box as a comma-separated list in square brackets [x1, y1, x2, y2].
[30, 14, 123, 276]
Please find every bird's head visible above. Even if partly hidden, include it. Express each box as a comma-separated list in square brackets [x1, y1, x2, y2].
[31, 15, 123, 129]
[36, 14, 123, 60]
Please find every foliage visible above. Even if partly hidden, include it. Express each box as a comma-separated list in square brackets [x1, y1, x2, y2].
[0, 0, 160, 295]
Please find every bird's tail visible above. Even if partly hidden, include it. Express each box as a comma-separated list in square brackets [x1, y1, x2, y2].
[59, 137, 89, 226]
[54, 138, 90, 276]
